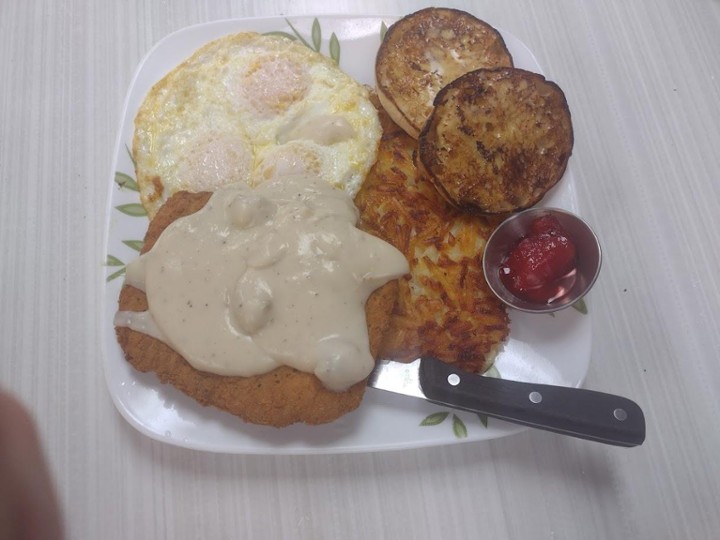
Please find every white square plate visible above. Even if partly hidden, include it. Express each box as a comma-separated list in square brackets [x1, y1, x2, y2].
[103, 15, 591, 454]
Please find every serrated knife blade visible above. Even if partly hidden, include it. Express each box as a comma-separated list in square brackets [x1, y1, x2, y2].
[367, 356, 645, 447]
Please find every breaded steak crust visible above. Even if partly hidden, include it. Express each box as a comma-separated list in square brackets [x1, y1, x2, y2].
[354, 100, 510, 374]
[115, 191, 398, 427]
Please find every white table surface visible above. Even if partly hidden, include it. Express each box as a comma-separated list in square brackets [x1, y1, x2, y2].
[1, 1, 719, 538]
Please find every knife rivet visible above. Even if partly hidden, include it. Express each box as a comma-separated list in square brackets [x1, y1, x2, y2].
[447, 373, 460, 386]
[614, 408, 628, 421]
[529, 391, 542, 403]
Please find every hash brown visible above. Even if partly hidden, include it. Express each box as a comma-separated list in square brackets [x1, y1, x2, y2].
[354, 98, 510, 373]
[115, 191, 399, 427]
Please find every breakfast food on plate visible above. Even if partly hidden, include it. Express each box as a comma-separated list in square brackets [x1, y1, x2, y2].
[120, 31, 404, 427]
[417, 67, 574, 214]
[354, 97, 510, 374]
[375, 7, 513, 139]
[114, 11, 575, 427]
[115, 176, 407, 427]
[133, 32, 381, 217]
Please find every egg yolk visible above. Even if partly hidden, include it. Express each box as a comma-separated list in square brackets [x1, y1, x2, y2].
[177, 132, 253, 191]
[240, 57, 310, 116]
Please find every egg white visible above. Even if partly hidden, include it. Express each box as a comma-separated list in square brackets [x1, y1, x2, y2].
[133, 32, 381, 217]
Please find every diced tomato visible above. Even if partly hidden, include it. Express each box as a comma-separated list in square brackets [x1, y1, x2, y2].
[528, 215, 564, 236]
[499, 215, 577, 304]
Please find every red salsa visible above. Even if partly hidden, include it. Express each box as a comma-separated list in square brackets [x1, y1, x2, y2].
[499, 215, 578, 304]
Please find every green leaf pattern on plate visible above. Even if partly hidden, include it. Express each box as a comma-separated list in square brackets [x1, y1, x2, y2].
[311, 18, 321, 51]
[115, 172, 138, 192]
[420, 412, 449, 426]
[106, 255, 124, 267]
[115, 203, 146, 217]
[284, 18, 313, 50]
[125, 144, 136, 168]
[105, 254, 126, 282]
[421, 409, 487, 438]
[275, 18, 341, 64]
[380, 21, 388, 41]
[452, 414, 468, 438]
[122, 240, 144, 252]
[572, 298, 588, 314]
[548, 297, 589, 316]
[106, 267, 126, 282]
[109, 164, 145, 280]
[329, 33, 340, 64]
[483, 365, 501, 379]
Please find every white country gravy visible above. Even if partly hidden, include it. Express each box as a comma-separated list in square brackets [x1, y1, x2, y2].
[114, 175, 408, 391]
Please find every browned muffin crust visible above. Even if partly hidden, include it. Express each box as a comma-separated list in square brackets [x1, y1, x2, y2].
[417, 67, 574, 214]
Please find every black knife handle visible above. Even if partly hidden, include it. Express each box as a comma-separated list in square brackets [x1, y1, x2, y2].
[419, 357, 645, 447]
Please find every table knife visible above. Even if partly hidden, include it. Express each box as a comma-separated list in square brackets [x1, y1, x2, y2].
[367, 357, 645, 447]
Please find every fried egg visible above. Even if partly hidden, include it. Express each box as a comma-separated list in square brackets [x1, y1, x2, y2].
[133, 32, 382, 217]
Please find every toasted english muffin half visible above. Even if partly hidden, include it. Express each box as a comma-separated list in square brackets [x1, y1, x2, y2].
[417, 67, 574, 214]
[376, 7, 513, 139]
